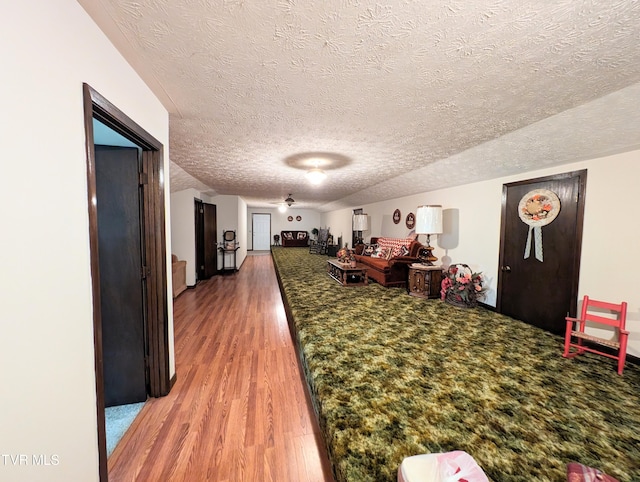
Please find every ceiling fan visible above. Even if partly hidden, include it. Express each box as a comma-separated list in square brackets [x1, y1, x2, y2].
[284, 194, 295, 206]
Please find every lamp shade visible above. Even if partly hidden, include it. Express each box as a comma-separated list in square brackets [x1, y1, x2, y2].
[352, 214, 368, 231]
[415, 205, 443, 234]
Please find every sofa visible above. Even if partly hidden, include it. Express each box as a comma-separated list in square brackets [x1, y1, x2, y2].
[171, 254, 187, 298]
[281, 230, 309, 247]
[353, 236, 422, 287]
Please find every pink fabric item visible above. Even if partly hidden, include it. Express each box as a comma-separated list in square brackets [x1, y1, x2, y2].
[397, 451, 488, 482]
[436, 451, 489, 482]
[566, 462, 619, 482]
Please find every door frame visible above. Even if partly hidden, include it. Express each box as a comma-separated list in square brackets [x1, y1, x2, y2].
[83, 84, 171, 481]
[496, 169, 587, 320]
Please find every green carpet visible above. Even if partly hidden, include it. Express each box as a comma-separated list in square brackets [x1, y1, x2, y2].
[271, 247, 640, 482]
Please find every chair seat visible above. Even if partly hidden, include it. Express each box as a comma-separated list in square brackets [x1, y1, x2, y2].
[570, 331, 620, 349]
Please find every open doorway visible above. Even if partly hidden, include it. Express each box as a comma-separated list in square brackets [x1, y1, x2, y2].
[83, 84, 172, 481]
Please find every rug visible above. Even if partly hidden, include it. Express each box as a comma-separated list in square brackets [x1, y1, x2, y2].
[105, 401, 145, 457]
[271, 247, 640, 482]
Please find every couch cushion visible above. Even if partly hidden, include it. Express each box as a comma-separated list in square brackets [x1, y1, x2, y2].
[358, 255, 391, 272]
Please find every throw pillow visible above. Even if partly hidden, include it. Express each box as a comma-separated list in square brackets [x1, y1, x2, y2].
[297, 232, 306, 240]
[371, 246, 392, 259]
[282, 232, 293, 240]
[363, 243, 377, 256]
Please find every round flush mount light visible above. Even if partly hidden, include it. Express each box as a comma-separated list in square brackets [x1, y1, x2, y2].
[305, 168, 327, 185]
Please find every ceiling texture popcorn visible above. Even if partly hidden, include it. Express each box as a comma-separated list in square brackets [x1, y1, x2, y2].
[79, 0, 640, 210]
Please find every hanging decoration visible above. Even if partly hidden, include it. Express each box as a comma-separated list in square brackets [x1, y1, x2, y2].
[518, 189, 561, 262]
[405, 212, 415, 229]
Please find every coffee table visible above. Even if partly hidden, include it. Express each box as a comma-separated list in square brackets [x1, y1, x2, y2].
[327, 259, 369, 286]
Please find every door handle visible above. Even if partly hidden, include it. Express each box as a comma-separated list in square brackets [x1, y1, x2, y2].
[501, 265, 511, 272]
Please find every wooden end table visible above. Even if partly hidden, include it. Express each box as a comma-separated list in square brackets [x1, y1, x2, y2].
[407, 263, 443, 299]
[327, 259, 369, 286]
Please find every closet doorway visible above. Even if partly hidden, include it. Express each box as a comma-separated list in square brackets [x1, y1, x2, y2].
[83, 84, 171, 481]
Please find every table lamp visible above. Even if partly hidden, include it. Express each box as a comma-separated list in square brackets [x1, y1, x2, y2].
[415, 205, 443, 265]
[352, 214, 368, 246]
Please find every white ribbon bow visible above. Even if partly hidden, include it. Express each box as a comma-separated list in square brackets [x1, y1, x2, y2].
[524, 225, 544, 262]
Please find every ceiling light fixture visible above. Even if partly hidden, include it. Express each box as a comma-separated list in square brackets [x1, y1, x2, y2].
[284, 194, 295, 206]
[305, 168, 327, 185]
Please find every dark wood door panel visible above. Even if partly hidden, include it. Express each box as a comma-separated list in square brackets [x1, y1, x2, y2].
[498, 170, 586, 334]
[95, 145, 148, 407]
[203, 202, 217, 278]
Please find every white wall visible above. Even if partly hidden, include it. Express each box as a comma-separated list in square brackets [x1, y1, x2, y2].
[209, 194, 245, 269]
[1, 1, 172, 481]
[247, 207, 323, 248]
[170, 188, 199, 286]
[170, 191, 250, 277]
[325, 150, 640, 357]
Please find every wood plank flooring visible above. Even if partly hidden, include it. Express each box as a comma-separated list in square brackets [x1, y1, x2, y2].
[108, 252, 334, 482]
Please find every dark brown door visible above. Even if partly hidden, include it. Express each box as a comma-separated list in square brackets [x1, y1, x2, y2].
[95, 145, 148, 407]
[195, 199, 205, 280]
[195, 199, 217, 280]
[497, 170, 587, 334]
[203, 202, 217, 278]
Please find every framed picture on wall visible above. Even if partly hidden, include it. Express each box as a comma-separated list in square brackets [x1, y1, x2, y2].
[393, 209, 401, 224]
[406, 212, 415, 229]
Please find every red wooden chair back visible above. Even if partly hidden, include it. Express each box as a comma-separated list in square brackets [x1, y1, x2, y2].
[563, 295, 629, 375]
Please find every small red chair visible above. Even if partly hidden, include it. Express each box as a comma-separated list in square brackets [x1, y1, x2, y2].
[563, 296, 629, 375]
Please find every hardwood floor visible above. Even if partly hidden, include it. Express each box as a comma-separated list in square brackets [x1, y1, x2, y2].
[108, 252, 334, 482]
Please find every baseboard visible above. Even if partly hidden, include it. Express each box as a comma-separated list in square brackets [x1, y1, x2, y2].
[169, 373, 177, 391]
[478, 301, 495, 311]
[481, 301, 639, 367]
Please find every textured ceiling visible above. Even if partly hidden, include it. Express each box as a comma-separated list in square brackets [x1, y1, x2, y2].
[78, 0, 640, 210]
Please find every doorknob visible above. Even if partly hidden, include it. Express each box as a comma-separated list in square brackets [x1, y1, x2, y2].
[501, 265, 511, 272]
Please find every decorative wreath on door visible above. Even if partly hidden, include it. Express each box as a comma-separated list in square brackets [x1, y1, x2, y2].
[518, 189, 561, 262]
